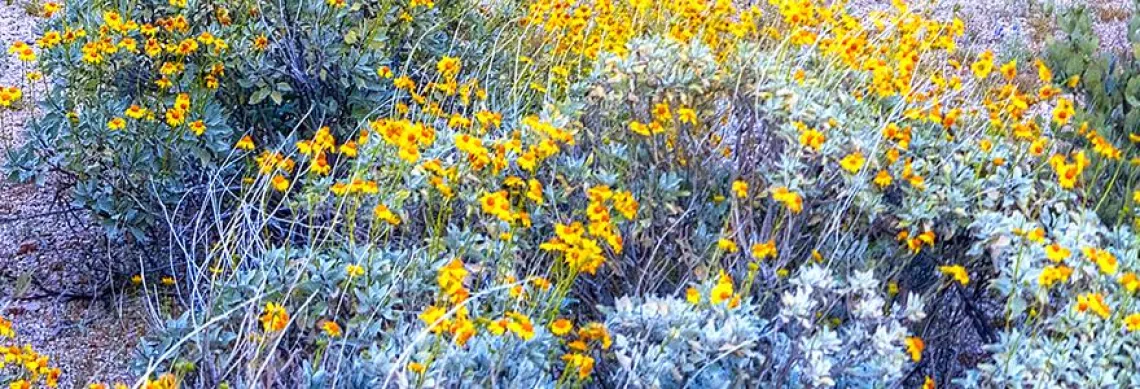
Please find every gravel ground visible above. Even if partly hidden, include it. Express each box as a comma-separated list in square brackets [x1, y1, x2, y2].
[0, 2, 148, 387]
[849, 0, 1132, 55]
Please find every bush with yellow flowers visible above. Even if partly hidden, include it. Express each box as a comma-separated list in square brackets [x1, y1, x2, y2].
[3, 0, 472, 242]
[7, 0, 1140, 387]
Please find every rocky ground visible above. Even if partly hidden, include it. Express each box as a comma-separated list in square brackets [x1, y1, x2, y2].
[0, 1, 147, 387]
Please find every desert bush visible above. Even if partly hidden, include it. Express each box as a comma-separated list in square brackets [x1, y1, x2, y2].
[2, 0, 476, 243]
[5, 0, 1140, 387]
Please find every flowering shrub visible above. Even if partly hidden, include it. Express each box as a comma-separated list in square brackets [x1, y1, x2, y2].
[4, 0, 1140, 387]
[3, 0, 468, 241]
[605, 267, 925, 387]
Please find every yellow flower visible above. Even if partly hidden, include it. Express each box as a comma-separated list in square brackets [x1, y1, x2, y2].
[1029, 138, 1048, 156]
[393, 76, 416, 91]
[971, 50, 994, 79]
[260, 302, 290, 332]
[0, 86, 22, 107]
[652, 102, 672, 122]
[905, 336, 924, 362]
[531, 277, 552, 291]
[107, 117, 126, 130]
[561, 353, 595, 380]
[1038, 265, 1072, 289]
[189, 120, 207, 136]
[1024, 228, 1045, 244]
[1045, 242, 1069, 262]
[873, 170, 892, 187]
[125, 105, 148, 119]
[42, 2, 63, 17]
[505, 312, 535, 340]
[165, 109, 186, 127]
[710, 271, 734, 305]
[339, 140, 358, 157]
[770, 186, 804, 213]
[16, 47, 35, 62]
[451, 318, 475, 346]
[0, 316, 13, 338]
[1067, 75, 1081, 88]
[918, 230, 936, 247]
[838, 151, 866, 173]
[271, 175, 290, 192]
[628, 121, 650, 136]
[938, 265, 969, 285]
[686, 287, 700, 305]
[1083, 247, 1118, 275]
[731, 180, 748, 198]
[479, 190, 513, 223]
[1052, 98, 1075, 126]
[1125, 313, 1140, 332]
[377, 66, 393, 79]
[1075, 292, 1110, 319]
[527, 179, 544, 205]
[922, 376, 935, 389]
[235, 135, 255, 151]
[345, 264, 365, 278]
[677, 108, 697, 124]
[436, 259, 469, 303]
[252, 35, 269, 51]
[1035, 59, 1053, 83]
[550, 319, 573, 336]
[408, 362, 426, 374]
[750, 240, 777, 260]
[419, 305, 448, 333]
[1000, 60, 1017, 81]
[320, 321, 343, 337]
[717, 238, 738, 253]
[374, 204, 401, 225]
[799, 128, 825, 151]
[437, 56, 461, 79]
[1121, 272, 1140, 293]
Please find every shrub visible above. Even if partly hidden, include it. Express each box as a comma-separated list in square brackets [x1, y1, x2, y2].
[4, 0, 1139, 387]
[3, 0, 474, 242]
